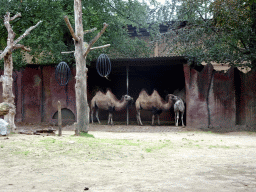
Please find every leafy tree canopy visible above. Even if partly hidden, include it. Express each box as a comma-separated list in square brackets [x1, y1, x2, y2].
[0, 0, 152, 68]
[154, 0, 256, 69]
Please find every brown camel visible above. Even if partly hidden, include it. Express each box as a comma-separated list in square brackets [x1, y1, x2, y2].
[90, 90, 133, 125]
[135, 89, 177, 125]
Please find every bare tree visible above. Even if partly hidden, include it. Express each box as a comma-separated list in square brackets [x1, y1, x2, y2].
[0, 12, 41, 132]
[64, 0, 110, 134]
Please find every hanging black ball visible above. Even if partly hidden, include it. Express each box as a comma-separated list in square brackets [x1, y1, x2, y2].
[55, 62, 71, 86]
[96, 54, 111, 78]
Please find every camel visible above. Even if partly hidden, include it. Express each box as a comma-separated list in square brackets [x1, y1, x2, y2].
[135, 89, 177, 125]
[172, 96, 185, 127]
[173, 88, 186, 104]
[90, 89, 133, 125]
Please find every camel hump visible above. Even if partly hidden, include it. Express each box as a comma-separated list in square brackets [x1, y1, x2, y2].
[151, 89, 160, 97]
[151, 90, 165, 104]
[95, 90, 106, 96]
[138, 89, 150, 97]
[106, 89, 119, 101]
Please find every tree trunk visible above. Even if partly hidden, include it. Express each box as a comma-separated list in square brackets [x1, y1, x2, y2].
[64, 1, 109, 134]
[2, 54, 16, 132]
[0, 12, 41, 133]
[74, 0, 89, 133]
[2, 13, 16, 132]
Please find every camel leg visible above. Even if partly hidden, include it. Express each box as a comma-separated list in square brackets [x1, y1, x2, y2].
[108, 113, 113, 125]
[152, 114, 155, 125]
[137, 110, 143, 125]
[96, 109, 101, 124]
[181, 112, 185, 127]
[157, 115, 160, 125]
[174, 111, 177, 126]
[176, 112, 179, 126]
[136, 111, 139, 125]
[108, 113, 110, 125]
[91, 108, 94, 124]
[110, 113, 114, 125]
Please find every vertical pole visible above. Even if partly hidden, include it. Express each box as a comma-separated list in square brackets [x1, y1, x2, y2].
[58, 101, 62, 136]
[126, 65, 129, 125]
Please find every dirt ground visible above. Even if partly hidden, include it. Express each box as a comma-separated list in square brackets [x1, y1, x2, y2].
[1, 123, 256, 192]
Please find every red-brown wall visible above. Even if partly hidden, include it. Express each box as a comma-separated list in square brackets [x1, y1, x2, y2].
[237, 68, 256, 126]
[184, 63, 255, 129]
[1, 65, 77, 125]
[184, 64, 213, 128]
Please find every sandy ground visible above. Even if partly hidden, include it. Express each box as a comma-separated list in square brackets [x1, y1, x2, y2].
[1, 124, 256, 192]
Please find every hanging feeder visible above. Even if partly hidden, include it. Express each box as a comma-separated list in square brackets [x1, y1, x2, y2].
[55, 62, 71, 86]
[96, 54, 111, 78]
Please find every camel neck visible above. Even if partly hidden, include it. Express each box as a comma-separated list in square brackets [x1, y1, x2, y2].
[161, 100, 173, 111]
[114, 100, 128, 111]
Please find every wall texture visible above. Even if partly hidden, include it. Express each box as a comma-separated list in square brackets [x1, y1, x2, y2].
[184, 64, 256, 130]
[0, 65, 77, 125]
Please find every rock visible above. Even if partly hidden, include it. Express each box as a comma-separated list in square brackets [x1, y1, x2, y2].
[0, 119, 10, 136]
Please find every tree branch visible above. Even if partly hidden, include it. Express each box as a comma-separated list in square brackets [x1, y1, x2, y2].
[10, 13, 21, 21]
[64, 16, 80, 42]
[13, 20, 42, 45]
[13, 44, 31, 52]
[84, 27, 97, 35]
[196, 9, 206, 22]
[61, 51, 75, 54]
[83, 23, 109, 57]
[0, 20, 42, 60]
[61, 44, 110, 54]
[90, 44, 111, 50]
[4, 12, 15, 42]
[0, 46, 12, 60]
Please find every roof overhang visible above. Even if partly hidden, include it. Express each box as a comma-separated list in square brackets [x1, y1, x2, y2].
[90, 56, 188, 68]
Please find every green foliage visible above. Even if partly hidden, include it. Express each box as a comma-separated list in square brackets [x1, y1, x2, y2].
[0, 0, 152, 68]
[156, 0, 256, 68]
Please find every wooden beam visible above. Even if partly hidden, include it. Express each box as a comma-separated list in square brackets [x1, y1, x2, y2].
[64, 16, 80, 42]
[58, 101, 62, 136]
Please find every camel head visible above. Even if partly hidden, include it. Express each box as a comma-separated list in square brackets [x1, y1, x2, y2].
[122, 95, 133, 102]
[166, 94, 178, 102]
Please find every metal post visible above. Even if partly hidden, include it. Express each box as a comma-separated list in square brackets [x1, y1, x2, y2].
[126, 65, 129, 125]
